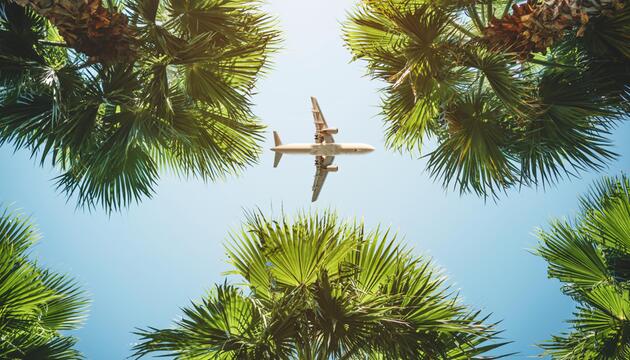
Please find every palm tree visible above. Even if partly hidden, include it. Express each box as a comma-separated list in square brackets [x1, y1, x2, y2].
[0, 0, 279, 211]
[133, 210, 510, 359]
[344, 0, 629, 199]
[484, 0, 626, 58]
[0, 206, 89, 359]
[536, 173, 630, 358]
[8, 0, 136, 64]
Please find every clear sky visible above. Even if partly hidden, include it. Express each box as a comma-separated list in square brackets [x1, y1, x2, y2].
[0, 1, 628, 359]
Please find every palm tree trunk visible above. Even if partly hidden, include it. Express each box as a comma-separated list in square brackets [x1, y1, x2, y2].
[483, 0, 625, 58]
[11, 0, 136, 63]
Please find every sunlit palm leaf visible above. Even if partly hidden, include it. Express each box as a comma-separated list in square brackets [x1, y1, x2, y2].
[344, 0, 628, 199]
[537, 173, 630, 358]
[135, 210, 508, 359]
[0, 206, 88, 359]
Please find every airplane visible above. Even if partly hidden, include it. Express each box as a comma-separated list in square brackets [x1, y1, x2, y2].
[271, 97, 375, 202]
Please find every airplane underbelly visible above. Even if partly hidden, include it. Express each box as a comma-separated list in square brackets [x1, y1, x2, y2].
[276, 144, 313, 154]
[280, 148, 311, 154]
[310, 144, 339, 156]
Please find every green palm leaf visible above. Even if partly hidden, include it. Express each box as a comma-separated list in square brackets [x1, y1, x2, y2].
[0, 0, 279, 211]
[135, 210, 508, 359]
[344, 0, 628, 199]
[0, 206, 89, 359]
[537, 173, 630, 358]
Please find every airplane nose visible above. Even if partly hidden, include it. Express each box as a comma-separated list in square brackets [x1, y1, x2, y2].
[366, 145, 375, 152]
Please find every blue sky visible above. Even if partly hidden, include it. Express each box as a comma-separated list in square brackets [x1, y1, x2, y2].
[1, 1, 629, 358]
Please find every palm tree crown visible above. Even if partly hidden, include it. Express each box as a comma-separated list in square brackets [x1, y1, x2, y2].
[536, 173, 630, 358]
[133, 210, 510, 359]
[344, 0, 629, 199]
[0, 0, 279, 211]
[0, 206, 89, 359]
[10, 0, 137, 63]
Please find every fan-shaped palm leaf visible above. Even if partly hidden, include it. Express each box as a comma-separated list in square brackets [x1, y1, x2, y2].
[0, 206, 89, 359]
[0, 0, 279, 211]
[134, 210, 509, 359]
[344, 0, 628, 199]
[537, 173, 630, 358]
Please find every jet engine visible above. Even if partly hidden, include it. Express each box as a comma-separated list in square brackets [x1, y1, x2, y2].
[324, 165, 339, 172]
[322, 128, 339, 134]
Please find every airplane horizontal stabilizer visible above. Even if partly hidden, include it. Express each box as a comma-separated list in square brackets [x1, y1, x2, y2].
[273, 131, 282, 146]
[273, 152, 283, 168]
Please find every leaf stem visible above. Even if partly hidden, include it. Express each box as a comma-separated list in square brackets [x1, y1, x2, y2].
[502, 0, 514, 18]
[478, 74, 485, 96]
[72, 61, 96, 71]
[487, 0, 494, 21]
[450, 20, 479, 39]
[467, 5, 485, 32]
[528, 58, 576, 69]
[38, 40, 70, 48]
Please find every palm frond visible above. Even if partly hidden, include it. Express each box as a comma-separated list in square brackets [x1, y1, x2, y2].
[0, 206, 88, 358]
[344, 0, 628, 199]
[536, 221, 611, 293]
[136, 209, 508, 359]
[537, 173, 630, 358]
[580, 7, 630, 59]
[0, 0, 279, 211]
[580, 174, 630, 254]
[426, 92, 518, 198]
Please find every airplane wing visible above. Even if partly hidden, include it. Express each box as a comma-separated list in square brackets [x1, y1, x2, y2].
[312, 155, 334, 202]
[311, 97, 335, 144]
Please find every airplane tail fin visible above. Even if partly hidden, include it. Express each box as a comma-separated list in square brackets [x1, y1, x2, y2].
[273, 152, 283, 168]
[272, 131, 283, 168]
[273, 131, 282, 146]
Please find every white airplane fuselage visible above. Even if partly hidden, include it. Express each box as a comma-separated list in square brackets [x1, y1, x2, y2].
[271, 143, 375, 156]
[271, 97, 375, 200]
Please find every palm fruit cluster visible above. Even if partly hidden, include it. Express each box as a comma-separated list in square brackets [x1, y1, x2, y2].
[13, 0, 136, 63]
[483, 0, 625, 58]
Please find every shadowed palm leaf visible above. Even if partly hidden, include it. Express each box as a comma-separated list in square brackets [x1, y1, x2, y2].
[133, 210, 511, 359]
[344, 0, 628, 199]
[0, 0, 279, 211]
